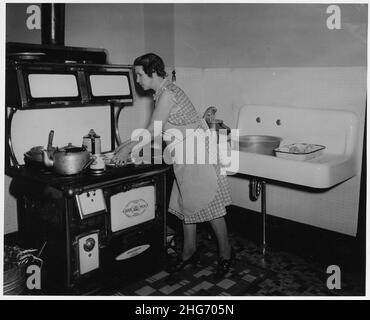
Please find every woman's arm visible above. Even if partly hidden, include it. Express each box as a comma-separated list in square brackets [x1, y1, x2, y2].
[147, 89, 176, 134]
[113, 89, 176, 163]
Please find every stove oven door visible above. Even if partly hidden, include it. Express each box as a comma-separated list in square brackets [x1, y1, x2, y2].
[110, 184, 156, 233]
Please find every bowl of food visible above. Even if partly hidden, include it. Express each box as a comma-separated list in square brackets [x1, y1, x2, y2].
[274, 143, 326, 161]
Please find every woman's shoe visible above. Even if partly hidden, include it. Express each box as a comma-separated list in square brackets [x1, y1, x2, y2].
[173, 250, 200, 272]
[214, 248, 236, 279]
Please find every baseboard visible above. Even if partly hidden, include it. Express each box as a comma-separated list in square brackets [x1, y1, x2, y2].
[225, 205, 366, 277]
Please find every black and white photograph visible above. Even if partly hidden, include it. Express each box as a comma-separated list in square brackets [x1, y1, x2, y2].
[2, 1, 368, 301]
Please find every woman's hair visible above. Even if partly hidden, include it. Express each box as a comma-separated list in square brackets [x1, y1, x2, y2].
[134, 53, 167, 78]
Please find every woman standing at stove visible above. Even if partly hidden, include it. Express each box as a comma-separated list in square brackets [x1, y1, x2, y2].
[113, 53, 234, 278]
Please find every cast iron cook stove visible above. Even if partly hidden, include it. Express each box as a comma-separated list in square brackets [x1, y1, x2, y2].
[11, 162, 170, 295]
[5, 41, 171, 294]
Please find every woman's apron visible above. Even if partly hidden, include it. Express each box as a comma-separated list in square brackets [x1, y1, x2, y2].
[163, 119, 219, 217]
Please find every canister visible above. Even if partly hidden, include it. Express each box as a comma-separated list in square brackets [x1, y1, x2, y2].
[90, 153, 106, 173]
[83, 129, 101, 154]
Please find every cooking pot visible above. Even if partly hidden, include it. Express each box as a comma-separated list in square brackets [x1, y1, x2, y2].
[24, 130, 56, 168]
[42, 143, 92, 175]
[24, 146, 47, 170]
[207, 119, 231, 135]
[24, 146, 45, 163]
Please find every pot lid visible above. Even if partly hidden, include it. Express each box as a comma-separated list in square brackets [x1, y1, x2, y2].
[28, 145, 44, 155]
[60, 143, 86, 153]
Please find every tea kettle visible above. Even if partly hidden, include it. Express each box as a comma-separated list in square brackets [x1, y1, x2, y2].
[42, 143, 92, 175]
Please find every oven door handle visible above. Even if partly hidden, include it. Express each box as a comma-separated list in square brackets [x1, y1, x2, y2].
[122, 179, 156, 192]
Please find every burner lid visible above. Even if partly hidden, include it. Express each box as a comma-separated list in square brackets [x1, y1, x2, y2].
[8, 52, 47, 61]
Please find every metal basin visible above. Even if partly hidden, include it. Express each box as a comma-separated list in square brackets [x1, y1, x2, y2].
[239, 135, 282, 155]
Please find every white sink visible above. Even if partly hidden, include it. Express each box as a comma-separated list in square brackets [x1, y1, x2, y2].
[228, 105, 359, 188]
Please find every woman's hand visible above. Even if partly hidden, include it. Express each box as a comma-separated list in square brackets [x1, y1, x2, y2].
[112, 142, 133, 165]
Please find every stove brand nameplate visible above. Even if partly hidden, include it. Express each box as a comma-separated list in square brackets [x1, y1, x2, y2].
[110, 185, 156, 232]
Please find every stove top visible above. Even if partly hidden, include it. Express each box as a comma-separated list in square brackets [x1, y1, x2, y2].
[10, 162, 170, 196]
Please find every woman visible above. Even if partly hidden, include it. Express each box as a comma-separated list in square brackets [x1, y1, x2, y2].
[113, 53, 234, 278]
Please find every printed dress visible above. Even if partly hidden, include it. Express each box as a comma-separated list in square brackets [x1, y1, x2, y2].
[154, 79, 232, 224]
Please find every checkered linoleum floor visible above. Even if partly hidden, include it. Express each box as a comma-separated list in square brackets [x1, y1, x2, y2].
[112, 230, 365, 297]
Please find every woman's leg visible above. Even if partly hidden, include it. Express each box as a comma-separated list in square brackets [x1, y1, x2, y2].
[182, 222, 197, 260]
[209, 217, 231, 259]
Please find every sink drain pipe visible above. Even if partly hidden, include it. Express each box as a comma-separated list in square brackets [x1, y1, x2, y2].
[250, 178, 267, 256]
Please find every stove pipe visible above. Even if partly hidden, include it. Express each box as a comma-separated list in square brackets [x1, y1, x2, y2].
[41, 4, 65, 46]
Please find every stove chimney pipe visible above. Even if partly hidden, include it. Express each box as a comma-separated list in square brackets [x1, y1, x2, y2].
[41, 4, 65, 46]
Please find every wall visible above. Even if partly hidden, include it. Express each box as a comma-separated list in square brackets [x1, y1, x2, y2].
[119, 4, 174, 143]
[4, 3, 174, 234]
[173, 3, 367, 236]
[174, 3, 367, 68]
[144, 4, 174, 68]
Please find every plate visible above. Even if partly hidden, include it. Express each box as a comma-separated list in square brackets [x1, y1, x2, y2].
[274, 143, 325, 161]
